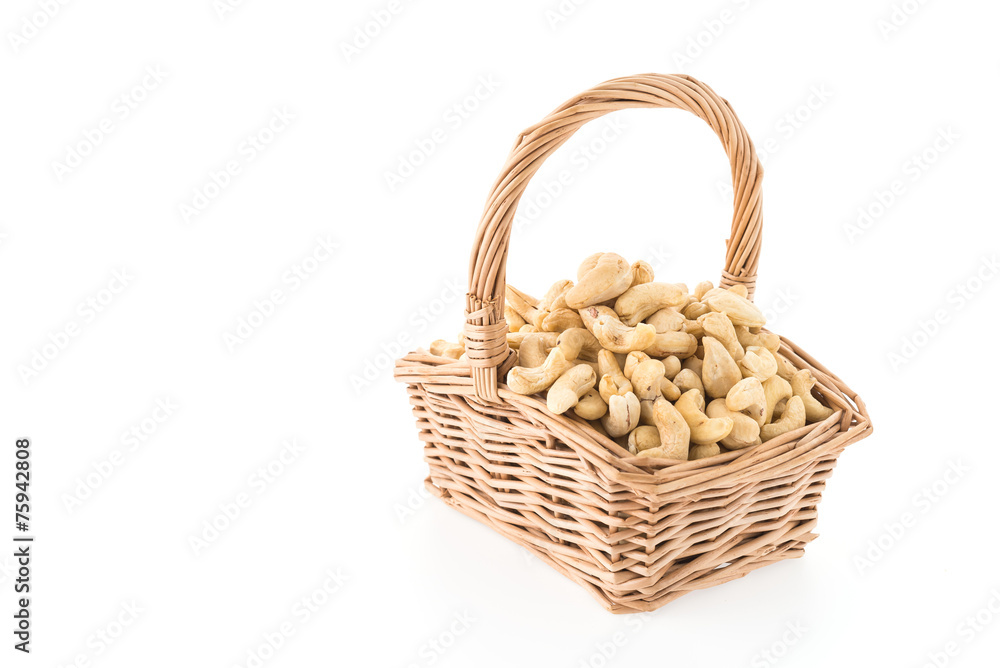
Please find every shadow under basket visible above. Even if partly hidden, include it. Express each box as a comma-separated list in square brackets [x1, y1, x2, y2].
[393, 74, 873, 614]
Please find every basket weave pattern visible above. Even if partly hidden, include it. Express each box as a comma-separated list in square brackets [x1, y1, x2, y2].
[395, 74, 872, 613]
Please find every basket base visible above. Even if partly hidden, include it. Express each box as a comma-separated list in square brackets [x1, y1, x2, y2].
[425, 475, 817, 614]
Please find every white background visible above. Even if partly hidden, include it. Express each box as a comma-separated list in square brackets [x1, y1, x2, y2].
[2, 0, 999, 666]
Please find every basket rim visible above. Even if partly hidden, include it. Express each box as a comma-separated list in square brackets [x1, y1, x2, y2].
[395, 332, 872, 495]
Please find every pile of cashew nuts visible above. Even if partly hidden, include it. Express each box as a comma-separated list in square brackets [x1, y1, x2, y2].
[429, 252, 836, 462]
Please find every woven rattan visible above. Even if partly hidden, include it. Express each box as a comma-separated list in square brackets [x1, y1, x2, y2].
[395, 74, 872, 613]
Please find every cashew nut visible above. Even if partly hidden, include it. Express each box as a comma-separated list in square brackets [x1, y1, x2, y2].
[736, 326, 780, 353]
[739, 346, 778, 381]
[644, 331, 698, 358]
[623, 351, 652, 379]
[694, 280, 713, 301]
[682, 354, 703, 377]
[506, 285, 548, 329]
[614, 282, 688, 326]
[573, 388, 608, 420]
[576, 252, 603, 280]
[651, 397, 690, 460]
[584, 307, 657, 353]
[547, 364, 597, 414]
[660, 377, 681, 401]
[597, 349, 632, 403]
[630, 359, 667, 401]
[726, 377, 767, 426]
[627, 425, 661, 453]
[630, 260, 655, 287]
[601, 391, 641, 437]
[683, 318, 704, 339]
[556, 328, 601, 362]
[762, 375, 793, 425]
[646, 307, 685, 333]
[673, 368, 704, 395]
[541, 308, 584, 332]
[518, 333, 552, 368]
[761, 395, 806, 441]
[566, 253, 634, 308]
[706, 399, 761, 450]
[506, 347, 572, 395]
[791, 369, 835, 422]
[661, 355, 681, 379]
[430, 339, 464, 359]
[727, 284, 749, 299]
[700, 312, 744, 361]
[675, 389, 734, 445]
[504, 304, 527, 333]
[683, 301, 711, 319]
[538, 279, 573, 310]
[689, 443, 721, 460]
[506, 330, 558, 350]
[702, 336, 742, 398]
[774, 352, 798, 381]
[703, 288, 766, 328]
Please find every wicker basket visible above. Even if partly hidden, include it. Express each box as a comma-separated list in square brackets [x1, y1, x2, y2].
[394, 73, 872, 614]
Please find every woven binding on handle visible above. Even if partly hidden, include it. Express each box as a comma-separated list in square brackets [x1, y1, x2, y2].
[465, 73, 764, 402]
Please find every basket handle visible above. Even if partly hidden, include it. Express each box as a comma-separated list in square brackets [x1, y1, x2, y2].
[464, 73, 764, 403]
